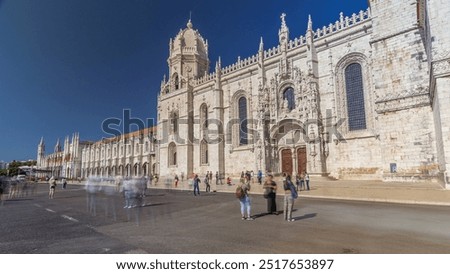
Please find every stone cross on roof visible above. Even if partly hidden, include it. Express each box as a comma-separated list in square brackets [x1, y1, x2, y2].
[281, 13, 287, 26]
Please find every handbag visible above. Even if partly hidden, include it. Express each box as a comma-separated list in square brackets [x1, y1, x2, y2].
[263, 186, 271, 198]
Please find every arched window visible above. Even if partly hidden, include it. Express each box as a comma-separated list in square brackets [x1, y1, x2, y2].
[200, 139, 208, 165]
[345, 63, 366, 131]
[134, 164, 139, 176]
[174, 74, 180, 90]
[171, 112, 178, 134]
[283, 87, 295, 111]
[238, 97, 248, 145]
[143, 163, 148, 176]
[168, 142, 177, 166]
[200, 104, 208, 129]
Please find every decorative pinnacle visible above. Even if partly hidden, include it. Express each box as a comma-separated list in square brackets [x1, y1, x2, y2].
[281, 13, 287, 27]
[187, 19, 193, 29]
[259, 37, 264, 51]
[308, 14, 313, 31]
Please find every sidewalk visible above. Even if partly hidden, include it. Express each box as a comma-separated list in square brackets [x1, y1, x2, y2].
[150, 177, 450, 207]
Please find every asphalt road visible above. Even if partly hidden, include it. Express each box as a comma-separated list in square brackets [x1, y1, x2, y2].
[1, 183, 450, 254]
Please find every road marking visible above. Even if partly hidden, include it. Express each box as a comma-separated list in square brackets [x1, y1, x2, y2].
[33, 203, 42, 208]
[61, 215, 79, 223]
[45, 208, 56, 213]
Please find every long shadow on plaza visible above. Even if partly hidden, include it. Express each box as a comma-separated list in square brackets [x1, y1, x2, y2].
[142, 202, 166, 208]
[292, 213, 317, 221]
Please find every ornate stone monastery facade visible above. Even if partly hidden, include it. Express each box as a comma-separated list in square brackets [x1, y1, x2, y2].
[156, 0, 450, 188]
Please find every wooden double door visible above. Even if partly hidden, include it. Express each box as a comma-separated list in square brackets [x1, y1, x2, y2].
[281, 147, 307, 175]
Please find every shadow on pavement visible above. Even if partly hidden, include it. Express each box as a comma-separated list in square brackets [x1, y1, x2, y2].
[293, 213, 318, 221]
[142, 203, 166, 208]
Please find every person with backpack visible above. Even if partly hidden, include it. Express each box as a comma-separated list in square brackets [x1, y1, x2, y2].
[193, 174, 200, 196]
[283, 174, 297, 222]
[236, 174, 253, 220]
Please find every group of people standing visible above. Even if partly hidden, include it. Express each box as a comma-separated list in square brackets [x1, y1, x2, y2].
[187, 170, 310, 222]
[236, 172, 308, 222]
[295, 172, 310, 191]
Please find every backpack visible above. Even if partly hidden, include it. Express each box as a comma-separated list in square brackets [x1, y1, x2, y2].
[235, 185, 245, 199]
[289, 181, 298, 199]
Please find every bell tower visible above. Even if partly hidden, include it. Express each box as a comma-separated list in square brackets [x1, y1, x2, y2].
[167, 19, 210, 91]
[37, 137, 45, 167]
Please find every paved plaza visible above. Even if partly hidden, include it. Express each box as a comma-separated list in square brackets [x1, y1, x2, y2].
[1, 182, 450, 254]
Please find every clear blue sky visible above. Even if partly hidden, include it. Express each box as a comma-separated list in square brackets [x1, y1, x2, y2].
[0, 0, 368, 162]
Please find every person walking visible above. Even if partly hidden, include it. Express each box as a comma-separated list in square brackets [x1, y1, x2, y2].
[263, 174, 277, 214]
[62, 177, 67, 189]
[193, 174, 201, 196]
[48, 176, 57, 199]
[238, 174, 253, 220]
[283, 174, 297, 222]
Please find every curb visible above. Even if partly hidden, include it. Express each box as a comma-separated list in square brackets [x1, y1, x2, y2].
[146, 185, 450, 207]
[296, 194, 450, 207]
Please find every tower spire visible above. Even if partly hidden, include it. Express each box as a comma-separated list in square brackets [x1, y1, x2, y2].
[187, 14, 193, 29]
[259, 37, 264, 52]
[306, 14, 318, 77]
[278, 13, 289, 45]
[308, 14, 313, 31]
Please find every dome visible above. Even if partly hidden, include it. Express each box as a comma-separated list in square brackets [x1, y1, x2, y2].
[171, 19, 208, 59]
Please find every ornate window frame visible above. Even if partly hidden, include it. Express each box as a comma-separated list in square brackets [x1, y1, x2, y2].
[170, 111, 179, 135]
[200, 139, 208, 165]
[173, 73, 180, 90]
[168, 142, 177, 167]
[278, 81, 296, 112]
[335, 52, 375, 138]
[200, 103, 208, 130]
[231, 90, 252, 149]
